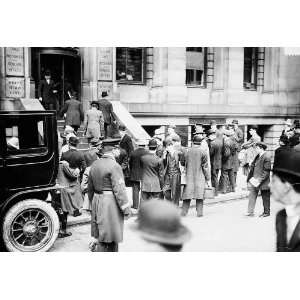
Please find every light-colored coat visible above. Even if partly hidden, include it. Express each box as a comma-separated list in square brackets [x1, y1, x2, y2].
[83, 108, 104, 140]
[182, 146, 210, 200]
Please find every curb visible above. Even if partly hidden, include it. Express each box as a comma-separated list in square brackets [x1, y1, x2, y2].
[67, 191, 249, 227]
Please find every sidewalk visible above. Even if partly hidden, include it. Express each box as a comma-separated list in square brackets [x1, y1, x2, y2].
[67, 188, 250, 227]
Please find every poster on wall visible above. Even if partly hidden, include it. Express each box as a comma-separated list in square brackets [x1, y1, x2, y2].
[98, 47, 113, 81]
[5, 47, 24, 76]
[6, 77, 25, 98]
[97, 81, 113, 99]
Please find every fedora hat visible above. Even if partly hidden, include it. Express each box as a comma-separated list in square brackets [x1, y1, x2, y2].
[132, 199, 191, 245]
[193, 135, 203, 145]
[148, 138, 158, 149]
[273, 148, 300, 178]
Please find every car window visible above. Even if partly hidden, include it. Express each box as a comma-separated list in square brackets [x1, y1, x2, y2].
[5, 116, 47, 155]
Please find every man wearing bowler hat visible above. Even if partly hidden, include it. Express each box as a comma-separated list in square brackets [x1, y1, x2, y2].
[38, 70, 58, 111]
[88, 138, 131, 252]
[129, 139, 149, 209]
[97, 91, 114, 138]
[245, 142, 271, 217]
[132, 199, 191, 251]
[140, 139, 164, 201]
[272, 149, 300, 251]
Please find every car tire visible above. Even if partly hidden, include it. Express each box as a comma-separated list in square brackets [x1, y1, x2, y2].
[2, 199, 59, 252]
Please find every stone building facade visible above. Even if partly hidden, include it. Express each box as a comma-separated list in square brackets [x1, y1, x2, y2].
[1, 47, 300, 156]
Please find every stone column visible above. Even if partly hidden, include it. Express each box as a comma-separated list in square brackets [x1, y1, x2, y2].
[164, 47, 187, 103]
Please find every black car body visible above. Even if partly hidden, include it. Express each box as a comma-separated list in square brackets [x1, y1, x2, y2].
[0, 111, 60, 251]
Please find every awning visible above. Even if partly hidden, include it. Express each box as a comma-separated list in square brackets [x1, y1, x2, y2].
[111, 101, 151, 141]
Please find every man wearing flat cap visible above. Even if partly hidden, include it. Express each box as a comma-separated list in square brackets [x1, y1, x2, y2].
[88, 138, 131, 252]
[272, 149, 300, 251]
[245, 142, 271, 217]
[132, 199, 191, 251]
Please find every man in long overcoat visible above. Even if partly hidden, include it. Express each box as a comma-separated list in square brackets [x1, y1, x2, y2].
[181, 135, 211, 217]
[88, 138, 131, 252]
[272, 149, 300, 251]
[245, 142, 271, 217]
[38, 70, 58, 110]
[60, 92, 84, 133]
[97, 91, 114, 138]
[129, 139, 148, 209]
[207, 129, 222, 196]
[219, 130, 235, 193]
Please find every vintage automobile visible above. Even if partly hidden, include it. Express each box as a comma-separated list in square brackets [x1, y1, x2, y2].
[0, 110, 60, 251]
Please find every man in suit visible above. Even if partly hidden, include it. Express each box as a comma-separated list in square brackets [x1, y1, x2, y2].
[119, 125, 134, 186]
[140, 139, 164, 201]
[97, 91, 114, 138]
[219, 129, 235, 194]
[129, 139, 148, 209]
[207, 128, 222, 196]
[88, 138, 131, 252]
[245, 142, 271, 217]
[38, 70, 58, 110]
[272, 149, 300, 251]
[61, 136, 87, 179]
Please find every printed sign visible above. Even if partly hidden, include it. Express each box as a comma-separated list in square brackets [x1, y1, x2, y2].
[5, 47, 24, 76]
[98, 47, 113, 81]
[6, 77, 25, 98]
[97, 81, 113, 99]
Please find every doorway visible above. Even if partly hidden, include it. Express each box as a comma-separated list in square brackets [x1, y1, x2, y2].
[32, 48, 81, 112]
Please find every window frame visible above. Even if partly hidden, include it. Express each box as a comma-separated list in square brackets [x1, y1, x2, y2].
[185, 47, 208, 88]
[243, 47, 258, 91]
[4, 115, 48, 158]
[116, 47, 145, 85]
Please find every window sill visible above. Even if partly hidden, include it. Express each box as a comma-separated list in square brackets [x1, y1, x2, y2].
[117, 81, 145, 86]
[186, 85, 207, 89]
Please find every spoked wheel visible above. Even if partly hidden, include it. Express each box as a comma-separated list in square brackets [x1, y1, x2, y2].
[2, 199, 59, 252]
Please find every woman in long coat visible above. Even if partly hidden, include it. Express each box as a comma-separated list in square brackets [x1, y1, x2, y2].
[182, 136, 210, 217]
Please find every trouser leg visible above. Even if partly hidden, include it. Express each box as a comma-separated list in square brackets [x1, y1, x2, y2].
[173, 174, 181, 206]
[132, 181, 140, 209]
[104, 123, 108, 138]
[196, 199, 204, 217]
[181, 199, 191, 216]
[234, 171, 237, 187]
[261, 189, 271, 214]
[228, 169, 235, 192]
[61, 212, 68, 231]
[247, 185, 259, 214]
[211, 168, 219, 195]
[219, 169, 228, 193]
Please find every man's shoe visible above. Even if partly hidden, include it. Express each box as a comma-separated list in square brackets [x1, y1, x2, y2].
[244, 213, 254, 217]
[259, 213, 270, 217]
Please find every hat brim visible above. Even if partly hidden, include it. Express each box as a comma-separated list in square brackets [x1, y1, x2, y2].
[130, 222, 192, 245]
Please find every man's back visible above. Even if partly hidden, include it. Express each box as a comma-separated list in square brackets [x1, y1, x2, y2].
[210, 139, 223, 169]
[141, 153, 163, 192]
[130, 148, 149, 181]
[61, 148, 86, 172]
[98, 98, 113, 124]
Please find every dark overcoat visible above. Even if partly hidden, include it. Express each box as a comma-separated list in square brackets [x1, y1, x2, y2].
[88, 154, 130, 243]
[129, 148, 149, 181]
[140, 152, 164, 193]
[97, 98, 113, 125]
[246, 152, 271, 190]
[276, 209, 300, 252]
[209, 138, 223, 170]
[222, 138, 233, 170]
[38, 79, 57, 104]
[182, 146, 210, 200]
[230, 136, 239, 172]
[61, 148, 87, 177]
[60, 99, 84, 127]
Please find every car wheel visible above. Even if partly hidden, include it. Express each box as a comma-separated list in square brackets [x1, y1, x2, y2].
[2, 199, 59, 252]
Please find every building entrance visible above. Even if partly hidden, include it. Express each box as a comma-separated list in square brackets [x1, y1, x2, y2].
[31, 48, 81, 112]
